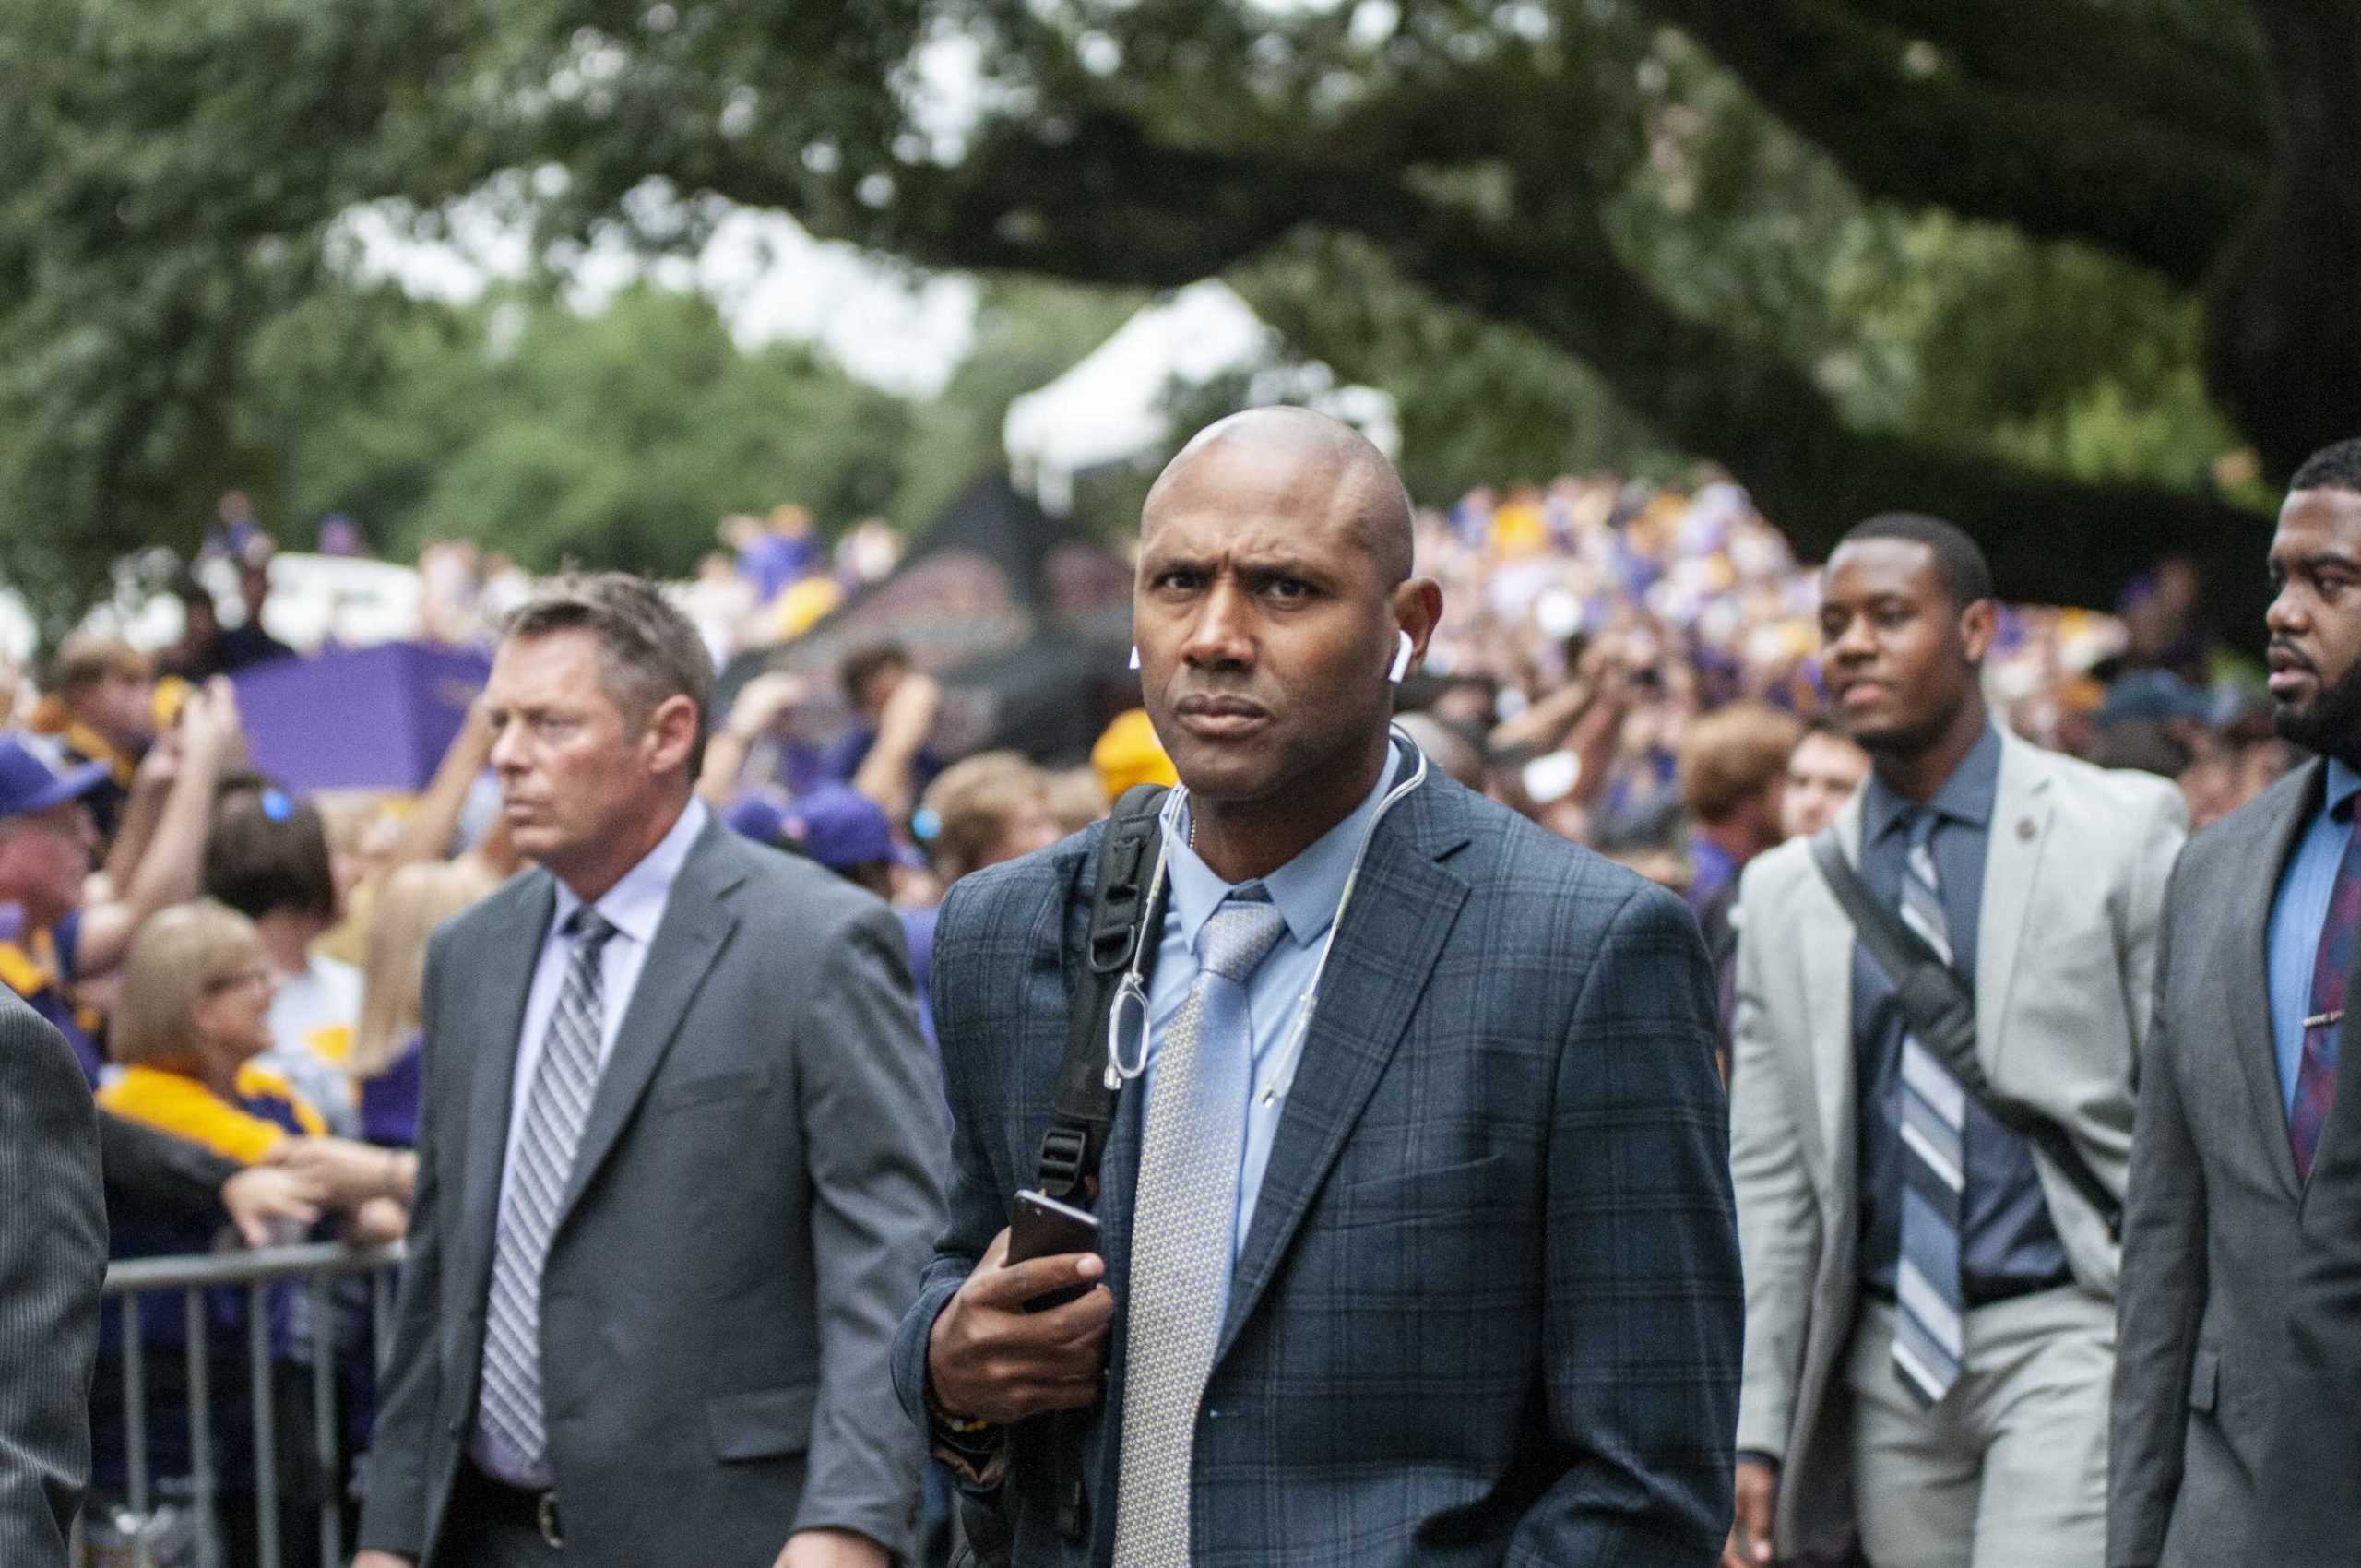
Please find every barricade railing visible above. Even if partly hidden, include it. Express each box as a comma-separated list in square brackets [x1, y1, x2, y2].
[81, 1241, 405, 1568]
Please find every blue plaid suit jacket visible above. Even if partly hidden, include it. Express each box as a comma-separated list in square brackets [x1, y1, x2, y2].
[895, 770, 1740, 1566]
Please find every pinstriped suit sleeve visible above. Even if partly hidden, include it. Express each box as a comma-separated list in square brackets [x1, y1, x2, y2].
[894, 871, 1017, 1431]
[0, 995, 106, 1568]
[2115, 782, 2187, 1069]
[1509, 880, 1741, 1565]
[2106, 851, 2200, 1568]
[1727, 859, 1821, 1461]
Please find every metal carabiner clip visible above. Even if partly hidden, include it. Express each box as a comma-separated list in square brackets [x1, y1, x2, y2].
[1106, 972, 1153, 1088]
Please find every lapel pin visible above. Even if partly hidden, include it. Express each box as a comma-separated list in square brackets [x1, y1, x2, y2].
[2016, 817, 2036, 842]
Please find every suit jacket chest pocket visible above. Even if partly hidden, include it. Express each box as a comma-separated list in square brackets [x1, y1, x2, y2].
[652, 1066, 765, 1113]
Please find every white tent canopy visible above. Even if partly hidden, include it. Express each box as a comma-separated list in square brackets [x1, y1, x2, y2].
[1003, 279, 1399, 515]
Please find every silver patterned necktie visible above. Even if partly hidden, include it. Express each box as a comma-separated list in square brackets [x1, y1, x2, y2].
[1113, 890, 1289, 1568]
[1892, 812, 1967, 1406]
[479, 906, 618, 1480]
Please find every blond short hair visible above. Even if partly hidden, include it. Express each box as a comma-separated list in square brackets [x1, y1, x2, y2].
[50, 634, 151, 695]
[113, 901, 265, 1067]
[921, 751, 1048, 882]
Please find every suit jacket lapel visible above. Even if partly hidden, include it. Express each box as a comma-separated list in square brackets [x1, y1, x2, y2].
[1975, 736, 2055, 1074]
[552, 823, 745, 1231]
[1800, 794, 1866, 1198]
[1214, 772, 1473, 1360]
[456, 873, 555, 1317]
[2238, 760, 2324, 1198]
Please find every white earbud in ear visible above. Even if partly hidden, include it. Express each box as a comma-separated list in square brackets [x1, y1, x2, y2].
[1388, 629, 1414, 684]
[1128, 646, 1142, 671]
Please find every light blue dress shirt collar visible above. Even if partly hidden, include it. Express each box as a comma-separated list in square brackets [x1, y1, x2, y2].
[1164, 742, 1405, 953]
[1143, 742, 1406, 1271]
[2267, 758, 2361, 1115]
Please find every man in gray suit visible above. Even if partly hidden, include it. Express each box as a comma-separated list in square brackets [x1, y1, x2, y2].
[2112, 438, 2361, 1568]
[1726, 516, 2184, 1568]
[0, 989, 105, 1567]
[906, 409, 1740, 1566]
[354, 575, 945, 1568]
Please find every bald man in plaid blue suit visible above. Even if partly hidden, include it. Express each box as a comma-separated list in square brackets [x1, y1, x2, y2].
[897, 410, 1740, 1567]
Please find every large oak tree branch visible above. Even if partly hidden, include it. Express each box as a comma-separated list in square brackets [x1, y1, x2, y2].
[1840, 0, 2266, 157]
[826, 106, 2272, 631]
[1642, 0, 2263, 286]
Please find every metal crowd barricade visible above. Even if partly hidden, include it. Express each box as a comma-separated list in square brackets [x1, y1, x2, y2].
[84, 1241, 405, 1568]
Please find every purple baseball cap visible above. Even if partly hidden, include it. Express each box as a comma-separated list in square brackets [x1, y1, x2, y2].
[727, 783, 912, 873]
[0, 735, 112, 822]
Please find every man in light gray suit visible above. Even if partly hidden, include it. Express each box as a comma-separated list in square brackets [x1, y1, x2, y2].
[1726, 516, 2183, 1568]
[354, 575, 945, 1568]
[2112, 438, 2361, 1568]
[0, 989, 105, 1567]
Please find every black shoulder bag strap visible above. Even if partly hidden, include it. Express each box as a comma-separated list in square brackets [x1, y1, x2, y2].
[1036, 780, 1170, 1204]
[1012, 783, 1167, 1554]
[1808, 829, 2123, 1241]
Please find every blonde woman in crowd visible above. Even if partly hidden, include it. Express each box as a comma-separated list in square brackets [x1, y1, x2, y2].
[349, 857, 500, 1147]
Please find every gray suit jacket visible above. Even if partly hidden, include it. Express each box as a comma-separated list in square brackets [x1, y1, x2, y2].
[897, 770, 1742, 1566]
[2109, 760, 2331, 1566]
[1729, 732, 2184, 1562]
[2253, 763, 2361, 1567]
[357, 819, 947, 1566]
[0, 988, 106, 1567]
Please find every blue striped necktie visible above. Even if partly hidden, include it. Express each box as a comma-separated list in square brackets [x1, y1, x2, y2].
[480, 906, 618, 1481]
[1892, 811, 1966, 1407]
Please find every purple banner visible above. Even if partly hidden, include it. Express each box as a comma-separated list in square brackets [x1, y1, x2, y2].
[232, 642, 490, 793]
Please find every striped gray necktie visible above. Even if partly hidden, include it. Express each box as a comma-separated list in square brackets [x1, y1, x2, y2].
[1892, 812, 1966, 1406]
[479, 907, 618, 1479]
[1113, 890, 1288, 1568]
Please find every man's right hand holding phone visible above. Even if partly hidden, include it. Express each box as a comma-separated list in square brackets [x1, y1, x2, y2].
[927, 1228, 1114, 1426]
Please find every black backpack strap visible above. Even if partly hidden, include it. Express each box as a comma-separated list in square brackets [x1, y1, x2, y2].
[1035, 783, 1169, 1206]
[1808, 830, 2123, 1241]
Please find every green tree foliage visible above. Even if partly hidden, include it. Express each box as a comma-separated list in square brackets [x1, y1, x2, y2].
[3, 0, 2349, 632]
[239, 283, 913, 576]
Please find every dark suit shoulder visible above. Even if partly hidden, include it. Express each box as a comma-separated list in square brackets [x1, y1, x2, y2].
[2178, 756, 2319, 878]
[718, 830, 896, 936]
[935, 823, 1098, 945]
[437, 863, 553, 951]
[0, 988, 98, 1107]
[1456, 782, 1687, 930]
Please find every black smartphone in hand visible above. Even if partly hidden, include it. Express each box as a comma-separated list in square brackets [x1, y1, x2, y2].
[1006, 1189, 1101, 1312]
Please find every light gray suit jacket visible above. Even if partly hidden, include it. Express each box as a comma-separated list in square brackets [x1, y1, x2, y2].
[1729, 731, 2184, 1562]
[2108, 760, 2334, 1567]
[357, 819, 947, 1566]
[0, 989, 105, 1568]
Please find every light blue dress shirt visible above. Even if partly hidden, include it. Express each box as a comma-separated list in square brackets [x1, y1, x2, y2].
[1145, 746, 1403, 1276]
[2267, 759, 2361, 1114]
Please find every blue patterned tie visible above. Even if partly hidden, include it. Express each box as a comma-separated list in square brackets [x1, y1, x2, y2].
[1892, 812, 1966, 1407]
[2292, 804, 2361, 1180]
[479, 907, 617, 1482]
[1114, 889, 1289, 1568]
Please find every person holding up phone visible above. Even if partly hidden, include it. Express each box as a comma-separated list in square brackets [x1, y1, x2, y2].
[901, 407, 1740, 1568]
